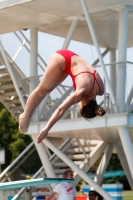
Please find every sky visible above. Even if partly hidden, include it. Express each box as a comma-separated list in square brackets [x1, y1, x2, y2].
[0, 30, 133, 104]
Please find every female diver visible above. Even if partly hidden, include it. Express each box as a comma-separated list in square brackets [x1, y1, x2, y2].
[19, 50, 106, 143]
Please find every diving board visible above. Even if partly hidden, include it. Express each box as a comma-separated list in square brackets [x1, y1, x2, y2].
[0, 178, 74, 190]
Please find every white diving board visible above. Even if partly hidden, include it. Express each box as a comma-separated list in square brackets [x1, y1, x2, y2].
[0, 178, 74, 190]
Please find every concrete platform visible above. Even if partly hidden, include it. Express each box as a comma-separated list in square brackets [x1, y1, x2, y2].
[27, 113, 133, 142]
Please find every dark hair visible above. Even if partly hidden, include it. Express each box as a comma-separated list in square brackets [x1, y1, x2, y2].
[63, 169, 73, 178]
[89, 190, 97, 196]
[97, 193, 103, 200]
[80, 100, 106, 119]
[89, 190, 103, 200]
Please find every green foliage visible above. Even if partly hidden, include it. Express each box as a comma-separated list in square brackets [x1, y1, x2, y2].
[20, 150, 42, 175]
[0, 104, 21, 169]
[0, 103, 41, 175]
[86, 153, 130, 189]
[76, 184, 80, 192]
[107, 153, 123, 171]
[100, 154, 130, 189]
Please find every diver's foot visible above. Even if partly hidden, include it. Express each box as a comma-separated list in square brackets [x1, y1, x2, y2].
[37, 129, 48, 143]
[19, 113, 31, 133]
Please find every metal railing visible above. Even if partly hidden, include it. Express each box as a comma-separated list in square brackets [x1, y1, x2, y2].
[0, 142, 35, 182]
[93, 61, 133, 115]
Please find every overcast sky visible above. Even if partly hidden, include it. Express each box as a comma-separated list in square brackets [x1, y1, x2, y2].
[0, 30, 133, 103]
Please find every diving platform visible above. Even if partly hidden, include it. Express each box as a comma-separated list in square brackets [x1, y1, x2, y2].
[0, 178, 74, 190]
[28, 113, 133, 142]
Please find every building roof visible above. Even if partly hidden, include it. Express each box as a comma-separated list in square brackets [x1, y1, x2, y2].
[0, 0, 133, 48]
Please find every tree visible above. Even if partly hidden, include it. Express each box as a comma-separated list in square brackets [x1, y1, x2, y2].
[0, 103, 42, 177]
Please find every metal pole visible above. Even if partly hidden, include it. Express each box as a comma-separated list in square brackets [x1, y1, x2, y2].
[93, 142, 115, 186]
[110, 49, 116, 96]
[126, 102, 133, 113]
[30, 27, 38, 93]
[116, 144, 133, 189]
[92, 48, 110, 66]
[126, 86, 133, 109]
[80, 0, 118, 113]
[32, 136, 56, 179]
[0, 40, 25, 109]
[38, 95, 49, 120]
[71, 104, 77, 119]
[11, 139, 71, 200]
[103, 79, 106, 111]
[117, 6, 128, 112]
[110, 49, 116, 113]
[62, 17, 79, 49]
[43, 138, 113, 200]
[30, 27, 38, 122]
[12, 40, 26, 62]
[118, 127, 133, 179]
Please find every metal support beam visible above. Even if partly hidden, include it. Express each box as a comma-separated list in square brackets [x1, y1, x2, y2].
[14, 31, 47, 69]
[12, 39, 26, 62]
[117, 6, 128, 112]
[118, 126, 133, 179]
[126, 102, 133, 113]
[11, 139, 71, 200]
[76, 139, 89, 161]
[110, 49, 116, 113]
[110, 49, 116, 97]
[0, 40, 25, 109]
[30, 27, 38, 121]
[93, 142, 115, 186]
[32, 135, 56, 179]
[71, 104, 77, 118]
[74, 141, 107, 185]
[30, 27, 38, 93]
[43, 139, 113, 200]
[80, 0, 118, 113]
[92, 48, 110, 66]
[126, 86, 133, 110]
[115, 144, 133, 190]
[29, 29, 49, 120]
[39, 95, 49, 120]
[62, 17, 79, 49]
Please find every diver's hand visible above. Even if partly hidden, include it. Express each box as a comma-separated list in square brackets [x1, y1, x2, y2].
[37, 128, 48, 143]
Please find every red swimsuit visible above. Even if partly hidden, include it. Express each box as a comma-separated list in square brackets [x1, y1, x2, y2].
[56, 49, 101, 95]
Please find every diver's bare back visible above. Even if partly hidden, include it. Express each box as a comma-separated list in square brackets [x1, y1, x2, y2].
[71, 55, 104, 95]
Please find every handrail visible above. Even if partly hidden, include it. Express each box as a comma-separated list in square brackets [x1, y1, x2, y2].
[93, 60, 133, 68]
[19, 31, 47, 67]
[13, 31, 46, 71]
[1, 147, 36, 183]
[14, 31, 71, 96]
[0, 142, 34, 180]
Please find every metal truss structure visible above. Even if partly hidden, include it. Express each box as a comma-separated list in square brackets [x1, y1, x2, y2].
[0, 0, 133, 200]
